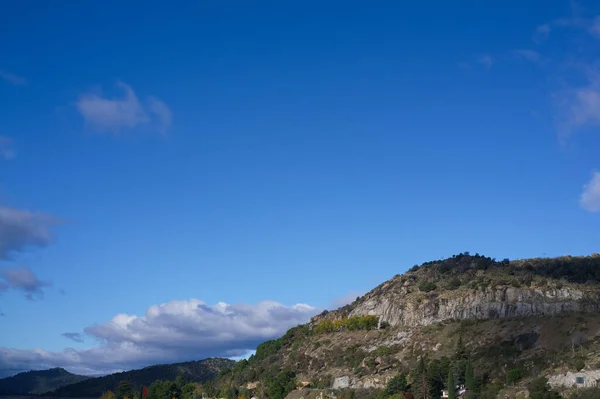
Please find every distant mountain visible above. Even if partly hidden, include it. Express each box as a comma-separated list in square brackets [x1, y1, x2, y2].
[47, 358, 236, 397]
[0, 367, 90, 395]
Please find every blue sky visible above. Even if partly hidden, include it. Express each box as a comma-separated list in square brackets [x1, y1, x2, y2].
[1, 0, 599, 376]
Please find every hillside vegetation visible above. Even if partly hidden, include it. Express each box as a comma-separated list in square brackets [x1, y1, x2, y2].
[0, 367, 90, 395]
[10, 253, 600, 399]
[207, 253, 600, 399]
[46, 358, 235, 398]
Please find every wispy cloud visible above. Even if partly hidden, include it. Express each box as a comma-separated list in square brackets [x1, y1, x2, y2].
[555, 69, 600, 135]
[0, 299, 319, 377]
[590, 16, 600, 39]
[0, 265, 50, 300]
[580, 172, 600, 212]
[76, 82, 172, 135]
[477, 54, 494, 70]
[514, 49, 542, 63]
[534, 16, 600, 43]
[0, 136, 15, 160]
[0, 70, 27, 86]
[0, 205, 58, 259]
[62, 333, 84, 343]
[147, 97, 173, 135]
[534, 24, 551, 43]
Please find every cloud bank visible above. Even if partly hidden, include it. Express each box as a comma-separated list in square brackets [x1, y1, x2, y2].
[0, 299, 319, 377]
[0, 265, 50, 300]
[0, 205, 58, 260]
[76, 82, 172, 134]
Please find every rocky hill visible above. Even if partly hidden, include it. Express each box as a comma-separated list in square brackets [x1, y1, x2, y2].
[0, 367, 90, 395]
[47, 358, 235, 398]
[213, 253, 600, 398]
[313, 253, 600, 327]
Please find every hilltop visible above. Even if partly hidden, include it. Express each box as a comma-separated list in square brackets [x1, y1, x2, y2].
[46, 358, 235, 398]
[0, 367, 90, 395]
[210, 253, 600, 398]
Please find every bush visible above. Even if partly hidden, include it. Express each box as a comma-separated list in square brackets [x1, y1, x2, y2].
[314, 315, 379, 334]
[385, 374, 407, 396]
[447, 278, 461, 290]
[571, 357, 586, 371]
[528, 377, 561, 399]
[419, 282, 437, 292]
[506, 368, 523, 385]
[374, 346, 393, 356]
[569, 387, 600, 399]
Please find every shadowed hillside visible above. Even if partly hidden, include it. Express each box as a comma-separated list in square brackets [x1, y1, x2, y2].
[47, 358, 235, 398]
[0, 368, 90, 395]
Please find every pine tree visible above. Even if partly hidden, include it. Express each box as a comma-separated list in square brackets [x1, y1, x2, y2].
[455, 334, 467, 360]
[447, 368, 456, 399]
[465, 359, 474, 391]
[413, 357, 431, 399]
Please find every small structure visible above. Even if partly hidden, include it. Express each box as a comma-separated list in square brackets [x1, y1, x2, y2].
[548, 370, 600, 389]
[441, 384, 467, 398]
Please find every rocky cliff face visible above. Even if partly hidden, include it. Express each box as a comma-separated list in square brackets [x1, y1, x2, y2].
[348, 285, 600, 327]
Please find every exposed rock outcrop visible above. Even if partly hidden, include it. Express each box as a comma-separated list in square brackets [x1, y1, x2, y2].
[348, 286, 599, 327]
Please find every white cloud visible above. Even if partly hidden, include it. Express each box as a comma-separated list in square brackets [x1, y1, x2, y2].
[0, 299, 320, 377]
[555, 69, 600, 135]
[0, 205, 58, 260]
[0, 265, 50, 300]
[76, 82, 172, 134]
[477, 54, 494, 69]
[147, 97, 173, 134]
[0, 136, 15, 160]
[0, 70, 26, 86]
[580, 172, 600, 212]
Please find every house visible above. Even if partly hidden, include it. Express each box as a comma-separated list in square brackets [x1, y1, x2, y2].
[440, 384, 467, 398]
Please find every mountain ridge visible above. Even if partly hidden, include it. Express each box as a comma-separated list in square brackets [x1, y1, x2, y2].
[209, 253, 600, 398]
[0, 367, 90, 395]
[45, 358, 235, 398]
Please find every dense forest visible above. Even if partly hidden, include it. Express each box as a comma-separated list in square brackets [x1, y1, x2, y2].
[47, 359, 234, 398]
[0, 368, 90, 395]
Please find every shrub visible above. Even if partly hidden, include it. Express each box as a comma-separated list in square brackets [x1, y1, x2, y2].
[314, 315, 379, 334]
[447, 278, 462, 290]
[506, 368, 523, 385]
[385, 374, 407, 396]
[571, 357, 586, 371]
[374, 346, 393, 356]
[419, 282, 437, 292]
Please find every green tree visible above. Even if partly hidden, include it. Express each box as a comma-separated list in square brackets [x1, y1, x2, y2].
[528, 377, 561, 399]
[412, 357, 431, 399]
[174, 376, 186, 390]
[455, 335, 467, 360]
[385, 374, 407, 396]
[464, 360, 474, 391]
[506, 368, 523, 385]
[117, 381, 134, 399]
[266, 370, 296, 399]
[447, 368, 455, 399]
